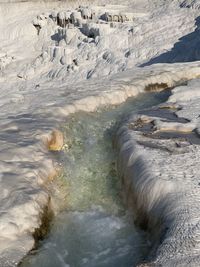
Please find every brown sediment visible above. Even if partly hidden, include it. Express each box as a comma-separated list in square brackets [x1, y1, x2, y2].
[128, 118, 153, 133]
[18, 197, 54, 267]
[133, 120, 200, 145]
[32, 198, 54, 244]
[32, 169, 60, 245]
[128, 106, 188, 133]
[144, 79, 190, 93]
[159, 103, 181, 110]
[145, 83, 170, 92]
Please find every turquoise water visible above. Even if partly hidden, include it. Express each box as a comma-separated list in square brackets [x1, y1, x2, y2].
[21, 91, 170, 267]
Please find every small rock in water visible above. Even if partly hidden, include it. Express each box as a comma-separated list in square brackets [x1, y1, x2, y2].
[48, 129, 64, 151]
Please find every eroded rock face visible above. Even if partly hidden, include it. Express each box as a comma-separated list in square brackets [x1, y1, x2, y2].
[29, 5, 138, 80]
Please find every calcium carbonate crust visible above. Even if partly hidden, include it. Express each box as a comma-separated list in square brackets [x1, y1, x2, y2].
[115, 79, 200, 266]
[1, 0, 200, 266]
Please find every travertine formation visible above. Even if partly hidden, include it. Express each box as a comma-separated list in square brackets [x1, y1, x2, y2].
[115, 80, 200, 266]
[1, 0, 200, 266]
[32, 6, 134, 31]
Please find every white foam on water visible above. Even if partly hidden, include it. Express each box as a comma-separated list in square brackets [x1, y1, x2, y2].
[21, 209, 146, 267]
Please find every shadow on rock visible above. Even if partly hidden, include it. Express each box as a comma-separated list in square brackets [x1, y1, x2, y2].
[141, 16, 200, 66]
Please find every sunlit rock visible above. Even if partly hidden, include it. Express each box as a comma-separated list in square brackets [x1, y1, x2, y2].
[47, 130, 64, 151]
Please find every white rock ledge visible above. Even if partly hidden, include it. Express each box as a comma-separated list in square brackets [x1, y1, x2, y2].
[115, 79, 200, 266]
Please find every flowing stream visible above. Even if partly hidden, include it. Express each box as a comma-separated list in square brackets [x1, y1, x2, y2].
[21, 91, 170, 267]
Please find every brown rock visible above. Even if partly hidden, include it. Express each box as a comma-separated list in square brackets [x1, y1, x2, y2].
[48, 129, 64, 151]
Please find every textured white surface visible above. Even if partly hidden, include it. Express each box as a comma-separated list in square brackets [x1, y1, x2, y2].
[115, 80, 200, 266]
[1, 0, 200, 266]
[1, 62, 200, 266]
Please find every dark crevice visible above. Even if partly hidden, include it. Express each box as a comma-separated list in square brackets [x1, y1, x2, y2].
[18, 198, 54, 267]
[145, 83, 170, 92]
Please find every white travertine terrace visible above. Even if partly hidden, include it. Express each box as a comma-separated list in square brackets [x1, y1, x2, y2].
[1, 0, 200, 266]
[115, 79, 200, 266]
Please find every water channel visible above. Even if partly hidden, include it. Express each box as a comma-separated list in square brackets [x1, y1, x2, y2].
[21, 91, 170, 267]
